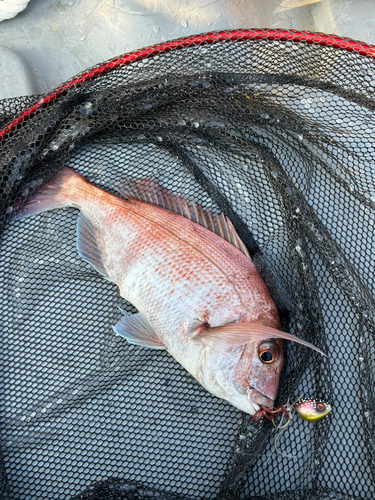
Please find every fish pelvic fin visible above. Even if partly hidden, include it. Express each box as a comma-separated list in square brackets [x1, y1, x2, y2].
[193, 322, 327, 357]
[113, 312, 166, 349]
[114, 178, 251, 259]
[13, 167, 86, 219]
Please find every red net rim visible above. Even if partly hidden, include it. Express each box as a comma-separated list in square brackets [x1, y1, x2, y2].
[1, 28, 375, 140]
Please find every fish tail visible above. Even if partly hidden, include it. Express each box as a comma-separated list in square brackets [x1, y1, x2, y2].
[13, 167, 88, 219]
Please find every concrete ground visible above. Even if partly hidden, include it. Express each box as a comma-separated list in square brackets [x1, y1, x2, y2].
[0, 0, 375, 99]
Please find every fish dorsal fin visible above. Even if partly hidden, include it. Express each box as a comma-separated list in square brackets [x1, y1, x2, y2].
[77, 214, 110, 279]
[113, 312, 166, 350]
[114, 178, 251, 259]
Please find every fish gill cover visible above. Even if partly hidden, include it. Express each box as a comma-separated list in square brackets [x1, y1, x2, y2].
[0, 29, 374, 500]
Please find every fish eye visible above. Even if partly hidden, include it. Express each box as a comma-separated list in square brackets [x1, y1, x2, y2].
[316, 402, 325, 412]
[259, 341, 280, 364]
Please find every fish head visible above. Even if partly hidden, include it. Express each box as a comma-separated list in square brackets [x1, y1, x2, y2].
[198, 337, 284, 415]
[245, 338, 284, 409]
[194, 315, 326, 415]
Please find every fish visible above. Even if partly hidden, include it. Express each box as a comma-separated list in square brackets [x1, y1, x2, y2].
[15, 166, 325, 415]
[295, 398, 332, 421]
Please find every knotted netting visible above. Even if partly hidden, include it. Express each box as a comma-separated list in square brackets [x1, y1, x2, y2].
[0, 29, 374, 500]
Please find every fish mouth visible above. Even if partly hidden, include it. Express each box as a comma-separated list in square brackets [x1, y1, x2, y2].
[248, 388, 274, 408]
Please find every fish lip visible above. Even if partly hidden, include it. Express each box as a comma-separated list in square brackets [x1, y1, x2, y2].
[252, 402, 260, 412]
[248, 388, 274, 408]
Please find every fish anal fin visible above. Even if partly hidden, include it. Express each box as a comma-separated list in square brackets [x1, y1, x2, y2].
[77, 214, 109, 279]
[114, 178, 251, 259]
[113, 312, 166, 350]
[193, 322, 326, 357]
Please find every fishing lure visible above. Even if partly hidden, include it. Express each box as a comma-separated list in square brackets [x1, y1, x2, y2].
[252, 396, 332, 461]
[294, 398, 332, 422]
[251, 396, 332, 424]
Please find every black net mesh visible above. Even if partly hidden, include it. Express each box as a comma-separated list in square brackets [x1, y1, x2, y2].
[0, 29, 374, 499]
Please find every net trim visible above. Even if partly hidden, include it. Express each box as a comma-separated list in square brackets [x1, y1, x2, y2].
[1, 28, 375, 141]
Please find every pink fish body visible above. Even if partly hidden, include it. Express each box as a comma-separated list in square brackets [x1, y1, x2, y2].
[17, 167, 324, 414]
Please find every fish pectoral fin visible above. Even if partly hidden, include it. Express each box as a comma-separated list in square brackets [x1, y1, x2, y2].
[193, 322, 327, 356]
[113, 313, 166, 349]
[77, 214, 110, 279]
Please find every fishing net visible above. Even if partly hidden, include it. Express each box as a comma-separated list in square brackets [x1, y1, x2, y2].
[0, 29, 374, 500]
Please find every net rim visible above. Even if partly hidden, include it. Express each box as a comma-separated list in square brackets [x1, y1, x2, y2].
[1, 27, 375, 141]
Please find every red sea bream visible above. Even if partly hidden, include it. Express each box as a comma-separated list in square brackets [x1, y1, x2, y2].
[17, 167, 324, 415]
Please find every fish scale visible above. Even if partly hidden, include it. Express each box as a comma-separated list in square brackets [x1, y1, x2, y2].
[85, 197, 264, 326]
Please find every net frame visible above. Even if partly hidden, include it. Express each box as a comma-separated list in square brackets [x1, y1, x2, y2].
[2, 28, 375, 143]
